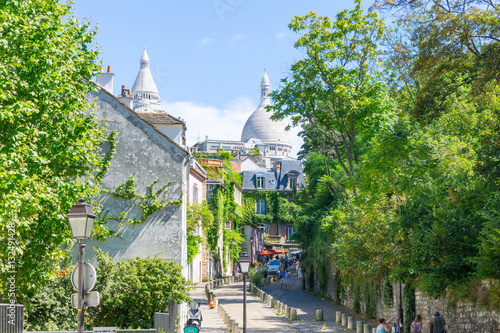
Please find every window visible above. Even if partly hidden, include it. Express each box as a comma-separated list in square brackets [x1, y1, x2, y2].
[207, 184, 216, 203]
[286, 225, 297, 240]
[257, 224, 268, 234]
[256, 200, 266, 215]
[192, 185, 198, 204]
[289, 178, 297, 190]
[256, 176, 265, 189]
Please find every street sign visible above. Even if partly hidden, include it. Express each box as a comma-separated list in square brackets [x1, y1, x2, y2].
[71, 262, 97, 292]
[71, 291, 100, 308]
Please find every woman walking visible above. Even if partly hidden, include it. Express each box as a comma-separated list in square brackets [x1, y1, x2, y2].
[284, 269, 291, 290]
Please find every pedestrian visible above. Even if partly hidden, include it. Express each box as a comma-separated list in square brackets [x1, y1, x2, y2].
[284, 254, 289, 269]
[430, 312, 446, 333]
[296, 259, 302, 278]
[234, 264, 240, 281]
[410, 315, 422, 333]
[279, 268, 285, 289]
[284, 269, 291, 290]
[377, 318, 394, 333]
[392, 317, 403, 333]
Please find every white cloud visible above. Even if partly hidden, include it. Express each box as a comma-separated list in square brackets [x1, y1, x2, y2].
[163, 98, 304, 158]
[275, 31, 287, 39]
[197, 38, 215, 48]
[227, 34, 245, 43]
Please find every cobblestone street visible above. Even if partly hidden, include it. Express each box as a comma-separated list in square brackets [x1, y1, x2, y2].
[260, 272, 379, 333]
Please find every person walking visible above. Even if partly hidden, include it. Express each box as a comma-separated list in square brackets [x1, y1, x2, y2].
[284, 269, 291, 290]
[296, 259, 302, 278]
[430, 312, 446, 333]
[234, 264, 240, 281]
[410, 315, 423, 333]
[279, 268, 285, 289]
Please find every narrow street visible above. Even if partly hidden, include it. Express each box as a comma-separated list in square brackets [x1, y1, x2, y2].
[194, 272, 379, 333]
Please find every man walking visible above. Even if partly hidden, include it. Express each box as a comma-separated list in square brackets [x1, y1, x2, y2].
[429, 312, 446, 333]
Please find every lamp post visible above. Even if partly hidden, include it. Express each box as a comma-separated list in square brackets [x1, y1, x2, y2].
[67, 198, 96, 333]
[239, 253, 250, 333]
[250, 237, 254, 266]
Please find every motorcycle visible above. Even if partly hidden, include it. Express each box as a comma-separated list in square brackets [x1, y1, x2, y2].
[184, 301, 202, 333]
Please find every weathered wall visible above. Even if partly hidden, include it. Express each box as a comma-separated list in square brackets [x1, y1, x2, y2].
[311, 262, 500, 332]
[416, 290, 500, 333]
[81, 89, 189, 269]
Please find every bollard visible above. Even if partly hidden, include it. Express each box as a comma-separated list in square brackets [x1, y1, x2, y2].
[286, 306, 291, 320]
[290, 308, 297, 320]
[281, 302, 286, 314]
[342, 313, 347, 326]
[316, 309, 324, 321]
[274, 300, 279, 311]
[214, 298, 218, 309]
[357, 321, 363, 333]
[364, 323, 371, 333]
[336, 311, 341, 323]
[268, 296, 274, 307]
[228, 317, 235, 330]
[348, 316, 354, 329]
[372, 328, 377, 333]
[232, 320, 237, 333]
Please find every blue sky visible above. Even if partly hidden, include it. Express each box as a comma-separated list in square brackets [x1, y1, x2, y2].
[73, 0, 373, 157]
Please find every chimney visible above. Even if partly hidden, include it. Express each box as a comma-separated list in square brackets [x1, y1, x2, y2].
[117, 84, 133, 109]
[95, 65, 114, 93]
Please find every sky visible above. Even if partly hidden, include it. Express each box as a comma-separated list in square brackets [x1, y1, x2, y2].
[73, 0, 373, 157]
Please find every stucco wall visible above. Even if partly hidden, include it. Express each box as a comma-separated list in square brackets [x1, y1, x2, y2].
[82, 89, 189, 269]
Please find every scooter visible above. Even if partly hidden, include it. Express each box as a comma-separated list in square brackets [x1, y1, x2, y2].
[184, 301, 202, 333]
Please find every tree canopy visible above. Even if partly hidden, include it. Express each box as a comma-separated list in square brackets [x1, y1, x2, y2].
[0, 0, 105, 302]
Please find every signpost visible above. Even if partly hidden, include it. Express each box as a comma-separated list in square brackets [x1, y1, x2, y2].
[70, 262, 100, 309]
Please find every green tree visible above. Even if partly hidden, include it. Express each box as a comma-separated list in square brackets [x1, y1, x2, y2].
[88, 250, 191, 329]
[0, 0, 105, 302]
[270, 0, 392, 194]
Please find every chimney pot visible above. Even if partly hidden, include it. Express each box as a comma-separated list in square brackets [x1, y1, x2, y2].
[128, 89, 131, 95]
[122, 85, 125, 89]
[107, 66, 112, 73]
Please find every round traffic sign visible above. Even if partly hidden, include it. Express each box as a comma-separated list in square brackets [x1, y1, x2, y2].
[71, 262, 97, 292]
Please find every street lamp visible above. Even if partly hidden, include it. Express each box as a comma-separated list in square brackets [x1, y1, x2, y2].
[239, 252, 250, 333]
[67, 198, 96, 333]
[250, 237, 254, 266]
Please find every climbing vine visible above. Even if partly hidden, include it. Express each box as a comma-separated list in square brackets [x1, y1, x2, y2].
[403, 284, 416, 333]
[383, 280, 394, 308]
[101, 177, 180, 225]
[96, 130, 117, 184]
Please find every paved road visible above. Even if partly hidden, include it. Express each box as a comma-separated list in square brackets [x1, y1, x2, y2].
[194, 273, 379, 333]
[261, 273, 379, 333]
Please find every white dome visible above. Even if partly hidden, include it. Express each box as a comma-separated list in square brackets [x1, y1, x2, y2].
[241, 71, 291, 147]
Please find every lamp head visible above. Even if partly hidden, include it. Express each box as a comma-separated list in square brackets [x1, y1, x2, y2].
[67, 198, 96, 240]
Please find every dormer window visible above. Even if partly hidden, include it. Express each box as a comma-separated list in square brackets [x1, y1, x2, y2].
[256, 172, 265, 189]
[290, 178, 297, 190]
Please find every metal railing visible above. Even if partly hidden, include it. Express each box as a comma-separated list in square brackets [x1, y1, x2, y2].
[0, 303, 23, 333]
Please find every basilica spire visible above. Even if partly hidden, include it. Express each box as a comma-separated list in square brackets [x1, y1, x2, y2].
[140, 46, 150, 69]
[260, 69, 270, 99]
[131, 46, 164, 113]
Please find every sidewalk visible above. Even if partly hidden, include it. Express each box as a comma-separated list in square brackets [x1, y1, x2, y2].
[213, 280, 295, 332]
[190, 283, 228, 332]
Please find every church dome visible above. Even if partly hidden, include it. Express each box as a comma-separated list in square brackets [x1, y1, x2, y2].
[241, 71, 291, 146]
